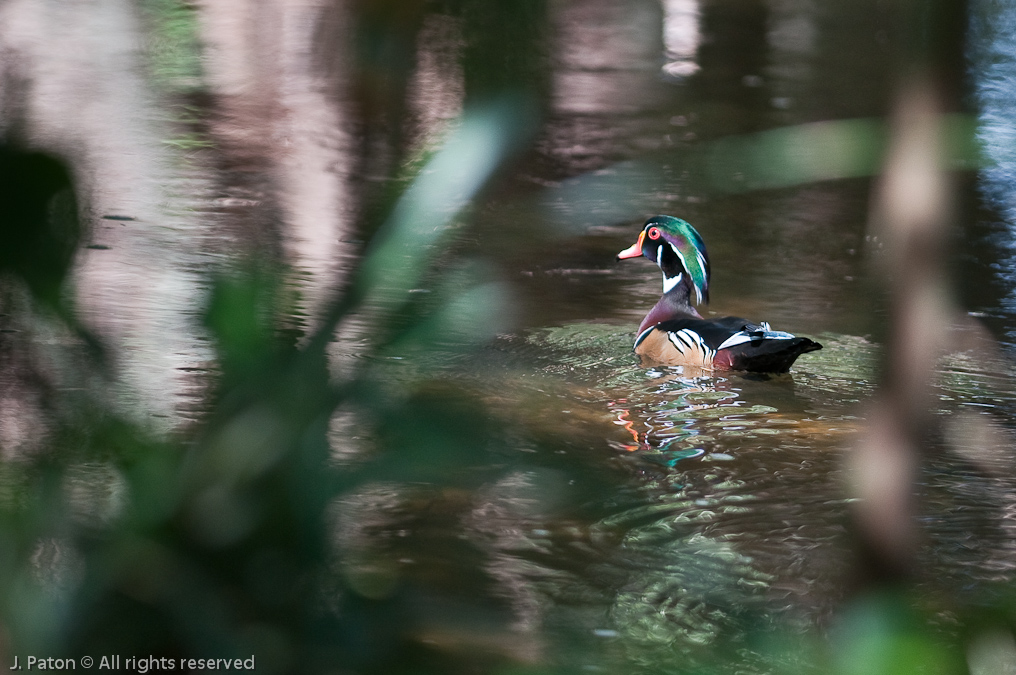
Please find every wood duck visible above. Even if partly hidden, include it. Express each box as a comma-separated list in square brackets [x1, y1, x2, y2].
[617, 215, 822, 372]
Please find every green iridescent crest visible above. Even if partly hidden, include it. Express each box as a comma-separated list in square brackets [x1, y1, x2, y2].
[646, 215, 710, 304]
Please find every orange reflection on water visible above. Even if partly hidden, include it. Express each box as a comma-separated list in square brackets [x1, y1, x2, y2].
[608, 399, 644, 451]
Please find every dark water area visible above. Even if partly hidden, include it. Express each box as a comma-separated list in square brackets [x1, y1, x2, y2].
[325, 1, 1016, 671]
[3, 0, 1016, 672]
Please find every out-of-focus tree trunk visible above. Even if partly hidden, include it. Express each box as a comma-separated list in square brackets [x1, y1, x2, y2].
[849, 0, 969, 588]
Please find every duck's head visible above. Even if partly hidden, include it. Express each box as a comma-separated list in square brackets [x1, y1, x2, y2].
[617, 215, 710, 304]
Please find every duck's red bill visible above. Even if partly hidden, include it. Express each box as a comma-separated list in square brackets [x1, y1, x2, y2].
[616, 231, 645, 260]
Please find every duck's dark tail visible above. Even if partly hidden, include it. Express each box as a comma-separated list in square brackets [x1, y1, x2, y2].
[718, 337, 822, 373]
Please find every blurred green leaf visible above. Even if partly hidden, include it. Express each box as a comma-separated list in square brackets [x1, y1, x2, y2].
[537, 114, 982, 233]
[832, 594, 963, 675]
[359, 99, 530, 305]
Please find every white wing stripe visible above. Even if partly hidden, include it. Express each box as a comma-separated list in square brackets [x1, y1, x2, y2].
[716, 327, 797, 351]
[634, 326, 655, 349]
[667, 329, 715, 364]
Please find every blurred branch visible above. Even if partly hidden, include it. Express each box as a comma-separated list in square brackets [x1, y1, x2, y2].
[850, 76, 955, 584]
[524, 114, 980, 234]
[307, 96, 536, 357]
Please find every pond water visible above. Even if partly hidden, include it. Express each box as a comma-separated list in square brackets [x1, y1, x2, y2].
[321, 2, 1016, 670]
[5, 0, 1016, 671]
[319, 2, 1016, 671]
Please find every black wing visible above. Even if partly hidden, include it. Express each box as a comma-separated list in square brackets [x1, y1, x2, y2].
[653, 316, 754, 351]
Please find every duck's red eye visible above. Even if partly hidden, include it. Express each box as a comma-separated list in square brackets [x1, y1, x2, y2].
[647, 227, 661, 240]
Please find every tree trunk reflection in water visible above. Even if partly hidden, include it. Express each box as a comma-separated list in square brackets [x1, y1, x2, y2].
[0, 0, 1014, 673]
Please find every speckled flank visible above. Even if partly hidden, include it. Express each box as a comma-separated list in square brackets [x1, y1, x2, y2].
[634, 328, 715, 368]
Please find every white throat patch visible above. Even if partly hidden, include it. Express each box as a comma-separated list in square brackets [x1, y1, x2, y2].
[662, 272, 683, 293]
